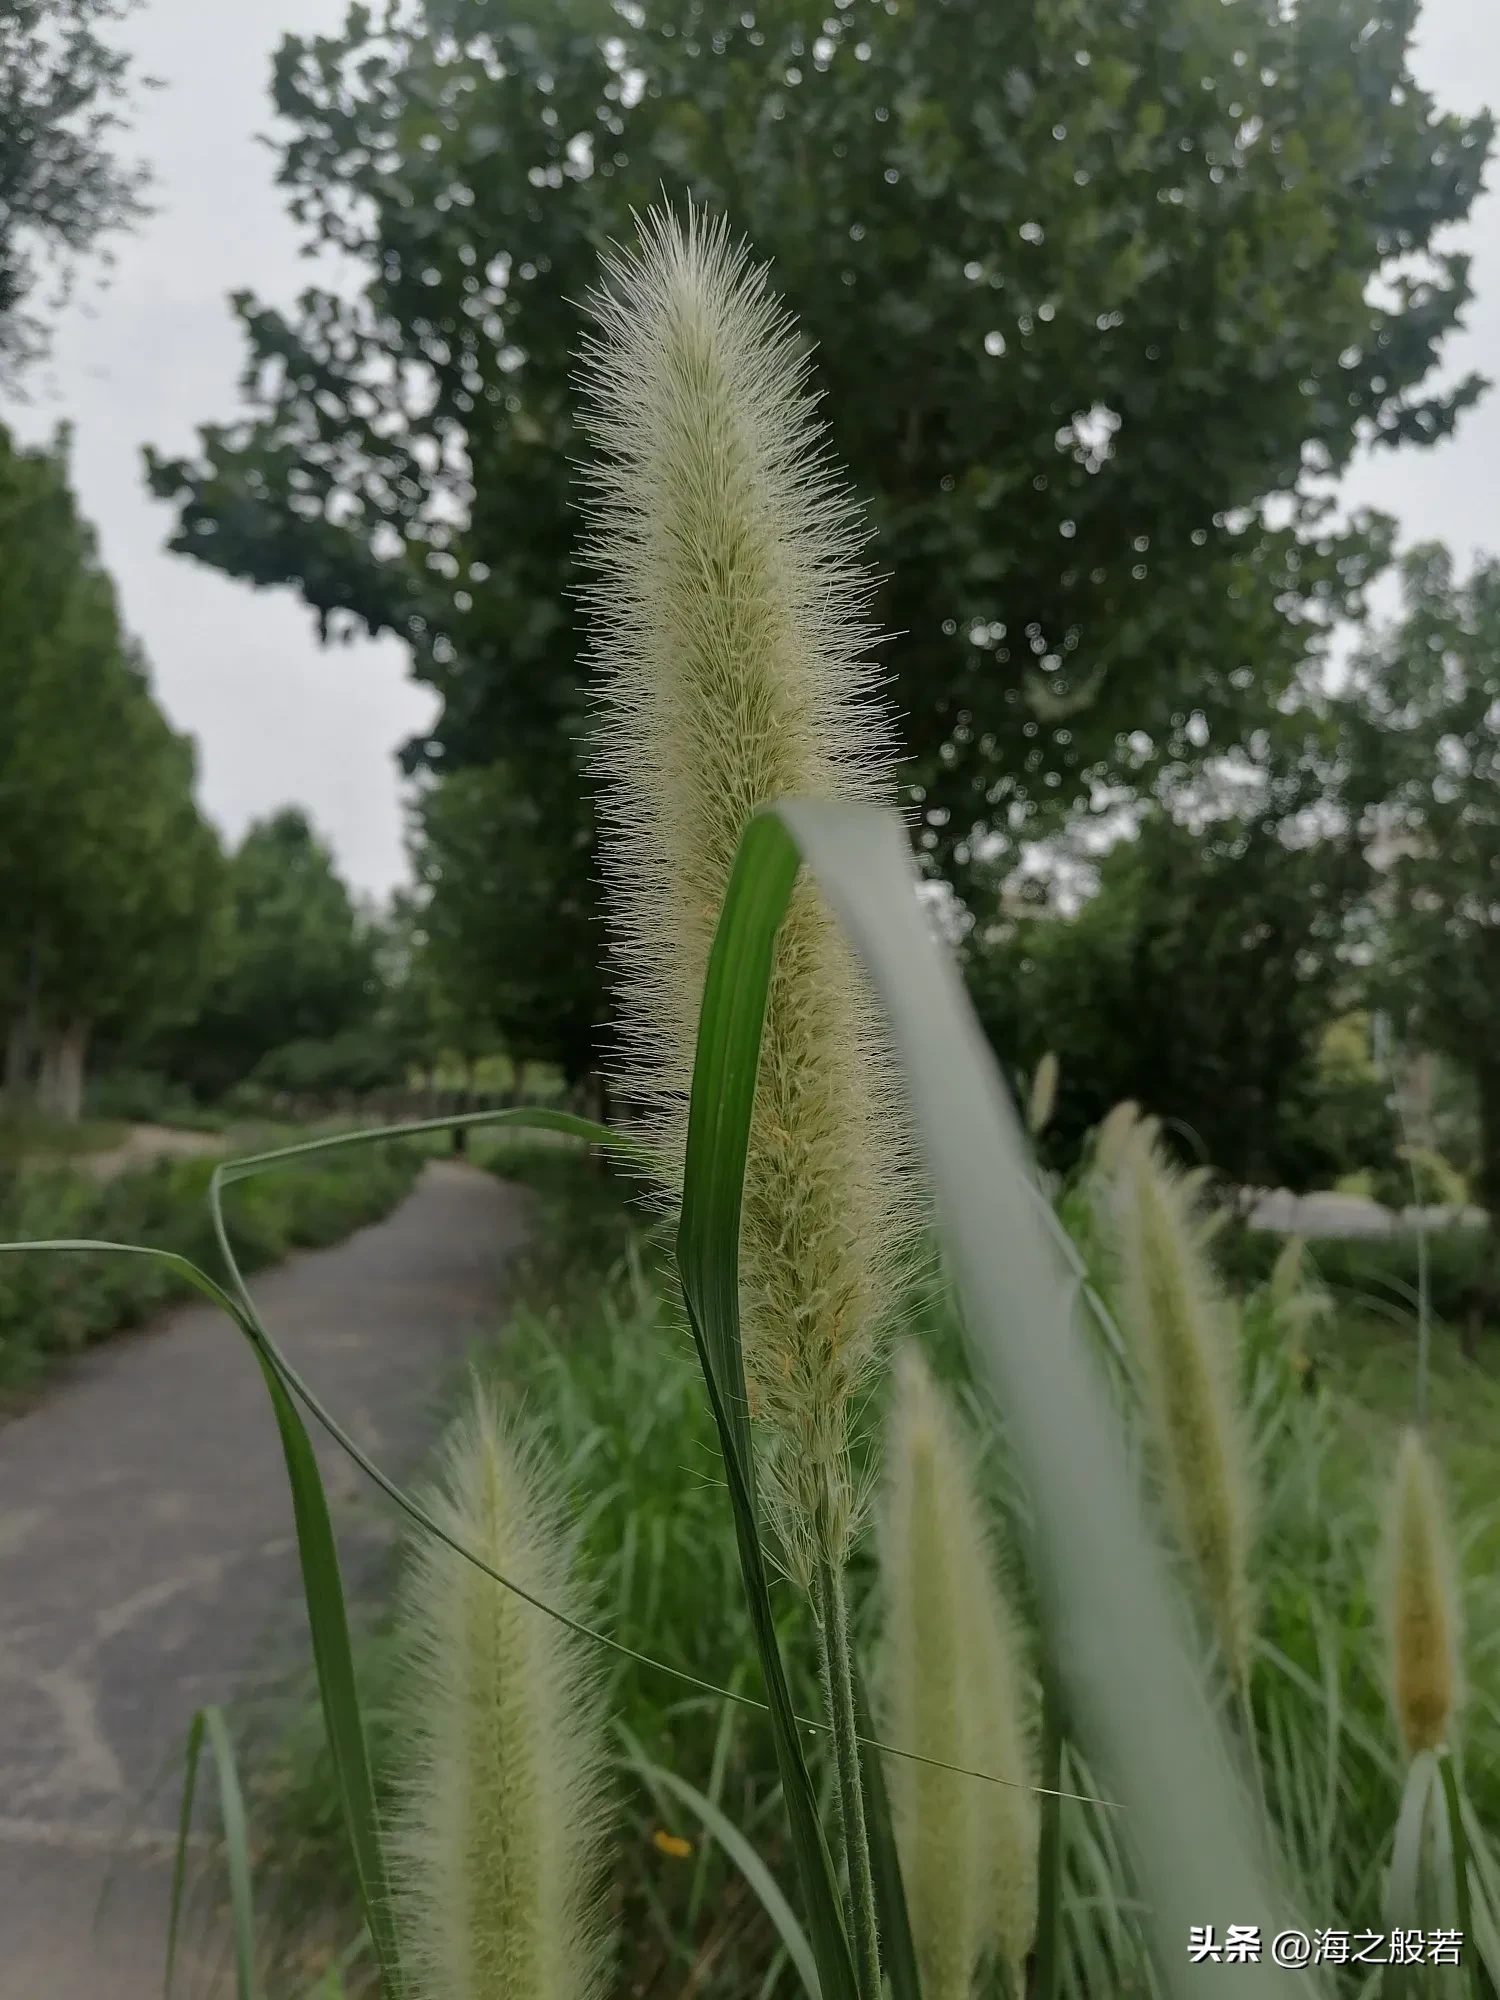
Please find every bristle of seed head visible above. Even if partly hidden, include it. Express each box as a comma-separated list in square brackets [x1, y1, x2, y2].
[573, 202, 919, 1575]
[1383, 1427, 1463, 1759]
[878, 1345, 1037, 1995]
[390, 1381, 611, 2000]
[1107, 1120, 1255, 1688]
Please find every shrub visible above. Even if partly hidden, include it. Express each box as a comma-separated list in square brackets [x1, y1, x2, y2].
[0, 1141, 423, 1389]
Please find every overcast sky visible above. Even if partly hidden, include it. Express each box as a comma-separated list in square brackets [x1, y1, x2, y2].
[4, 0, 1497, 902]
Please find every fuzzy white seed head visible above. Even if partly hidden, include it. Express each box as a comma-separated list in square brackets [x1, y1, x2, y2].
[390, 1382, 611, 2000]
[878, 1345, 1037, 1994]
[1107, 1116, 1255, 1689]
[1382, 1427, 1463, 1758]
[574, 203, 920, 1575]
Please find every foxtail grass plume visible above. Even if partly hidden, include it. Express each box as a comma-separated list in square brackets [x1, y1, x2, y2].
[574, 204, 917, 1576]
[390, 1382, 610, 2000]
[1383, 1427, 1463, 1758]
[1106, 1111, 1255, 1689]
[1027, 1050, 1059, 1138]
[878, 1345, 1037, 1994]
[1093, 1098, 1141, 1181]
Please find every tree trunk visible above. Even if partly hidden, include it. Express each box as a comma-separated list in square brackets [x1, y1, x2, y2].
[38, 1021, 90, 1122]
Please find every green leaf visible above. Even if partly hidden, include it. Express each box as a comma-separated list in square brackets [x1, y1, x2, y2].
[694, 797, 1318, 1998]
[675, 809, 861, 2000]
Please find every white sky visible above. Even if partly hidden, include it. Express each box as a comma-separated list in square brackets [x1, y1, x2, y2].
[2, 0, 1496, 902]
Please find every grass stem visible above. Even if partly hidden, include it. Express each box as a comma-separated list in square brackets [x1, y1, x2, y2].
[815, 1554, 883, 2000]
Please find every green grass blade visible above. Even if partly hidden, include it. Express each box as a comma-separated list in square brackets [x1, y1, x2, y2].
[166, 1706, 261, 2000]
[250, 1338, 406, 2000]
[203, 1706, 261, 2000]
[675, 811, 860, 2000]
[1436, 1750, 1472, 1943]
[704, 797, 1317, 1998]
[165, 1709, 206, 1999]
[1033, 1665, 1067, 2000]
[848, 1647, 921, 2000]
[629, 1757, 822, 2000]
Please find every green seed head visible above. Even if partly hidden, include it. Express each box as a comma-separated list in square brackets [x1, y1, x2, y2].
[575, 204, 919, 1576]
[878, 1344, 1037, 1994]
[1107, 1116, 1255, 1689]
[1383, 1427, 1463, 1758]
[390, 1382, 611, 2000]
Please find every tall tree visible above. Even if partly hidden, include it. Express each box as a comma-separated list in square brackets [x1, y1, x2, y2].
[163, 808, 378, 1099]
[0, 424, 223, 1117]
[145, 0, 1488, 1060]
[1342, 545, 1500, 1280]
[413, 757, 604, 1087]
[0, 0, 152, 376]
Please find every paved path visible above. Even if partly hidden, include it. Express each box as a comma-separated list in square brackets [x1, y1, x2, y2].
[0, 1161, 528, 2000]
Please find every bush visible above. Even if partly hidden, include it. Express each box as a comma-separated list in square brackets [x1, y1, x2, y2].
[1218, 1221, 1497, 1332]
[252, 1030, 407, 1097]
[0, 1139, 424, 1390]
[85, 1066, 230, 1132]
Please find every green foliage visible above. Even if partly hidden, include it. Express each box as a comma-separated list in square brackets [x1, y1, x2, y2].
[1219, 1224, 1495, 1338]
[142, 0, 1488, 1046]
[0, 1138, 422, 1388]
[0, 0, 152, 377]
[83, 1065, 232, 1131]
[252, 1030, 408, 1099]
[162, 810, 379, 1100]
[966, 802, 1373, 1188]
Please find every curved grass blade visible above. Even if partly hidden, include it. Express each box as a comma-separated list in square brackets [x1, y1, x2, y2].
[211, 1105, 649, 1188]
[0, 1237, 406, 1999]
[166, 1705, 260, 2000]
[628, 1756, 822, 2000]
[701, 798, 1318, 1998]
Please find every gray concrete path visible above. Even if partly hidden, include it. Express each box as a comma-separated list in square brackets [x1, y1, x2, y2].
[0, 1161, 528, 2000]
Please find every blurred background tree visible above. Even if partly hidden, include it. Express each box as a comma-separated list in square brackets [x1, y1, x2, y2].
[964, 768, 1387, 1191]
[0, 422, 223, 1119]
[0, 0, 152, 379]
[156, 807, 381, 1102]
